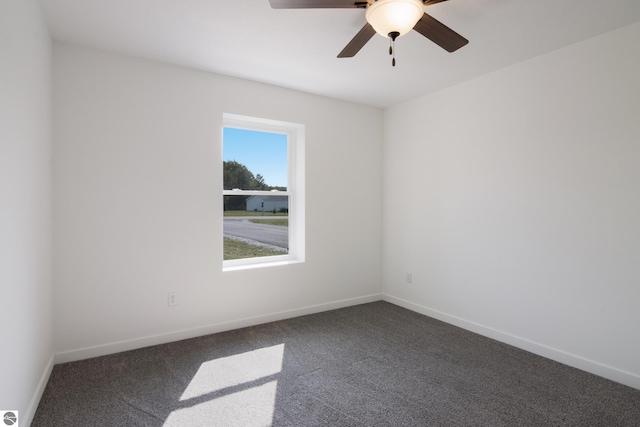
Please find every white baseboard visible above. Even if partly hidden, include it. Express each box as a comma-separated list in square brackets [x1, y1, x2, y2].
[55, 293, 383, 364]
[23, 353, 54, 427]
[382, 293, 640, 390]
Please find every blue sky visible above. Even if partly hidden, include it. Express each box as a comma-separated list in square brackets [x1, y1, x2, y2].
[223, 127, 288, 188]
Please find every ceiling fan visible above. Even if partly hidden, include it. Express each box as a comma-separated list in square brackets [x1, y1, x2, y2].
[269, 0, 468, 66]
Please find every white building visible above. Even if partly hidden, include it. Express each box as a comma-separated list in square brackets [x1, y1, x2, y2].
[246, 195, 288, 212]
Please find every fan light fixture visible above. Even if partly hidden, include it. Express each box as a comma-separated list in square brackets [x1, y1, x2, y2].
[365, 0, 424, 38]
[268, 0, 469, 67]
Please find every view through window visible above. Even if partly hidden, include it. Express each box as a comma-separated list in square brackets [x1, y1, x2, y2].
[222, 114, 304, 268]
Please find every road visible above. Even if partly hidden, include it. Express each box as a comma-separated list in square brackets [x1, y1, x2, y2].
[223, 217, 288, 249]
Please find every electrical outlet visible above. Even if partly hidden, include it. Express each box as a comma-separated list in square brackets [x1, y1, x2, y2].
[168, 292, 177, 307]
[405, 272, 413, 284]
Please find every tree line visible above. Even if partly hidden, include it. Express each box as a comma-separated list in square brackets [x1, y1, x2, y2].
[224, 160, 285, 210]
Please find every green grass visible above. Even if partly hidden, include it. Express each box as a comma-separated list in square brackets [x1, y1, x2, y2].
[223, 237, 286, 260]
[224, 210, 287, 217]
[249, 218, 288, 227]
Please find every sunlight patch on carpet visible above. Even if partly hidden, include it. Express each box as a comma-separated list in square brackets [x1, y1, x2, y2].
[179, 343, 284, 401]
[164, 380, 278, 427]
[163, 344, 285, 426]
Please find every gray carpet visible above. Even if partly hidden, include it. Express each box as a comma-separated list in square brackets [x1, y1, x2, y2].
[33, 301, 640, 426]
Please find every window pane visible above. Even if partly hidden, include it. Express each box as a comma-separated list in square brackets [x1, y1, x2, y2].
[223, 195, 289, 261]
[223, 128, 287, 191]
[222, 113, 304, 269]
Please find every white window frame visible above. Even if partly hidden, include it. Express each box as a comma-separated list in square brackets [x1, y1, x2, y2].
[222, 113, 305, 271]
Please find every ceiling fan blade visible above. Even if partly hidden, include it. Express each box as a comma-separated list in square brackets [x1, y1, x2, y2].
[269, 0, 365, 8]
[413, 12, 468, 52]
[338, 23, 376, 58]
[423, 0, 450, 5]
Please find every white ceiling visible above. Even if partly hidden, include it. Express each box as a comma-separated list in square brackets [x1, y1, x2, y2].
[39, 0, 640, 108]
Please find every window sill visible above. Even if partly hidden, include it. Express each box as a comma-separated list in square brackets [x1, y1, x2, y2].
[223, 258, 304, 272]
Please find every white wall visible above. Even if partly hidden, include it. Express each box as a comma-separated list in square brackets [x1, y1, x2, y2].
[53, 43, 383, 360]
[0, 0, 54, 424]
[382, 21, 640, 389]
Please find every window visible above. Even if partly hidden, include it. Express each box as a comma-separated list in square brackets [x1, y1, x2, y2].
[222, 113, 305, 270]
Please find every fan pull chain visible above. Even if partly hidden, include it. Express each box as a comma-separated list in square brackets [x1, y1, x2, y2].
[388, 31, 400, 67]
[389, 38, 395, 67]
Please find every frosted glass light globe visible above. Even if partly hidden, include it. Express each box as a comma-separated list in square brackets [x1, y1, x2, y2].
[366, 0, 424, 38]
